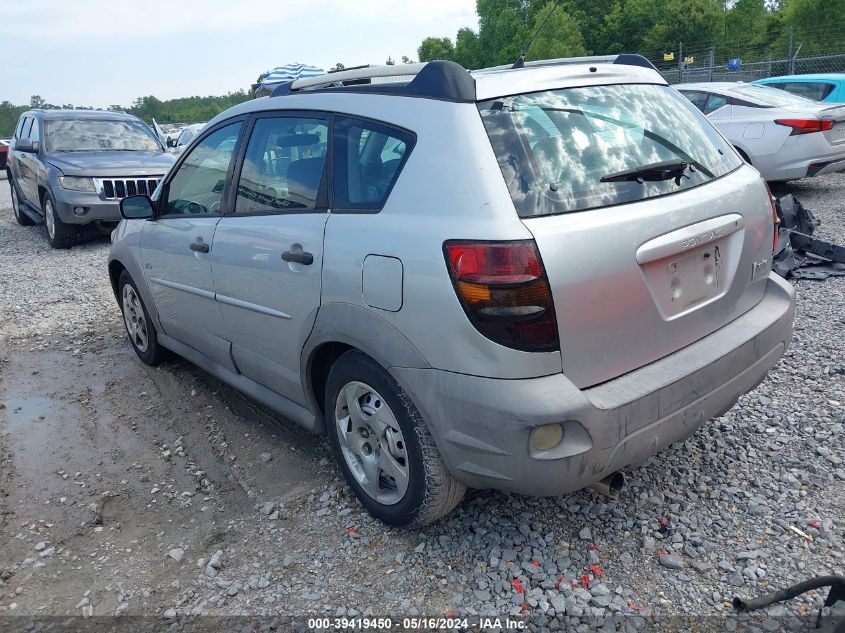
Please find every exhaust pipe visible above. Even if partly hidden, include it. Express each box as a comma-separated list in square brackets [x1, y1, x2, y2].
[590, 471, 625, 497]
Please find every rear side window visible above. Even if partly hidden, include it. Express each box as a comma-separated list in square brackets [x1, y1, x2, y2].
[478, 84, 742, 217]
[332, 116, 415, 211]
[781, 82, 835, 101]
[235, 116, 329, 213]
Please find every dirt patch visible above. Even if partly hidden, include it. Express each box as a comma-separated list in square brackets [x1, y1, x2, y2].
[0, 328, 323, 614]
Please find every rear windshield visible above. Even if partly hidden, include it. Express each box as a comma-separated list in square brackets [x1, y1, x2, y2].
[731, 83, 817, 107]
[478, 84, 742, 217]
[45, 119, 162, 153]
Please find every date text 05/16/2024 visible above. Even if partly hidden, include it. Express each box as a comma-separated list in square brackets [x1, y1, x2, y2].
[307, 617, 526, 630]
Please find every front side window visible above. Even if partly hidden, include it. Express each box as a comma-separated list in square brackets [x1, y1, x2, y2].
[164, 122, 241, 216]
[177, 128, 196, 147]
[704, 94, 728, 114]
[45, 119, 161, 152]
[478, 84, 742, 217]
[21, 118, 34, 140]
[332, 116, 415, 210]
[235, 116, 328, 213]
[681, 91, 708, 113]
[29, 118, 41, 142]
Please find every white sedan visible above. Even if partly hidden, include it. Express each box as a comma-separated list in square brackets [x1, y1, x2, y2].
[675, 82, 845, 181]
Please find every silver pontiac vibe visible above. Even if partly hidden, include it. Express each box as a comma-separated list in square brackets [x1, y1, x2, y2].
[107, 57, 795, 526]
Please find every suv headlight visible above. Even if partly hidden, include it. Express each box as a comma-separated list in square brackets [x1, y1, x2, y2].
[59, 176, 96, 192]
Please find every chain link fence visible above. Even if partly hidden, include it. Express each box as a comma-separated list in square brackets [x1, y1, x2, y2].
[644, 26, 845, 85]
[657, 51, 845, 85]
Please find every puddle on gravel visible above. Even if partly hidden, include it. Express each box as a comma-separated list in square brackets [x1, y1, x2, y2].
[3, 396, 55, 429]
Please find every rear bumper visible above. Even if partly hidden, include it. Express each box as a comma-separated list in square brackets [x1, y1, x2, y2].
[53, 188, 121, 224]
[393, 274, 795, 496]
[760, 137, 845, 181]
[807, 156, 845, 177]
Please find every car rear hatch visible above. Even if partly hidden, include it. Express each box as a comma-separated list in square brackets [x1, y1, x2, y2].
[478, 82, 776, 388]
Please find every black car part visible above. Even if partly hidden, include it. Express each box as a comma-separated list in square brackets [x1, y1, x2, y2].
[773, 194, 845, 280]
[734, 575, 845, 632]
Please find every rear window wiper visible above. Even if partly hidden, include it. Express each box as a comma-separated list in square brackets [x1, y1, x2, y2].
[600, 159, 689, 184]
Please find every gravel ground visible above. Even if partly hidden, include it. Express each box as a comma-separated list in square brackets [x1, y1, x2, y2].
[0, 170, 843, 631]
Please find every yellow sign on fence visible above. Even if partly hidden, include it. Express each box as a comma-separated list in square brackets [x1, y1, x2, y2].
[663, 52, 675, 61]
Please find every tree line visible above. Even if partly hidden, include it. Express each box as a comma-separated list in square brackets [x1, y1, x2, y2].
[417, 0, 845, 69]
[0, 92, 251, 138]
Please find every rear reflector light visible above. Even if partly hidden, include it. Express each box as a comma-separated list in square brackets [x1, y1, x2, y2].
[764, 181, 780, 254]
[774, 119, 834, 135]
[444, 240, 559, 352]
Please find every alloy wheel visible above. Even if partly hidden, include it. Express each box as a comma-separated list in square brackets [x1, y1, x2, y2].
[44, 198, 55, 239]
[11, 186, 20, 218]
[333, 381, 410, 505]
[122, 284, 149, 353]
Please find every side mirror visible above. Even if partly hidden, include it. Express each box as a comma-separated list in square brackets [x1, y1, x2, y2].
[167, 138, 176, 148]
[120, 195, 155, 220]
[16, 138, 38, 153]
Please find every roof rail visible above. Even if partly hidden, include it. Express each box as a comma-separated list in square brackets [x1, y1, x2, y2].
[472, 53, 659, 75]
[270, 61, 476, 103]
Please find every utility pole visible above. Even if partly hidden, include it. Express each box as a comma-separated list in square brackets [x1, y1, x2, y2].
[787, 26, 794, 72]
[708, 45, 715, 82]
[678, 42, 684, 83]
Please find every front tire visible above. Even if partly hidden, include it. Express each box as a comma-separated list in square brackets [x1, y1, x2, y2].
[325, 351, 465, 526]
[10, 179, 35, 226]
[43, 191, 78, 249]
[118, 271, 167, 365]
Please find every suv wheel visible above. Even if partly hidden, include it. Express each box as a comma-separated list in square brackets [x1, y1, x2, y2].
[119, 271, 167, 365]
[43, 191, 78, 249]
[325, 351, 465, 526]
[10, 179, 34, 226]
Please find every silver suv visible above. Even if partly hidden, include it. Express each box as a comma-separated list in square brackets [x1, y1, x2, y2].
[108, 56, 795, 526]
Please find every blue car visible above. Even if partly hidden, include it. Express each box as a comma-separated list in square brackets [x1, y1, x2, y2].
[753, 74, 845, 103]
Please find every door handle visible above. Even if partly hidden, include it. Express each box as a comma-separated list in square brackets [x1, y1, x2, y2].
[281, 251, 314, 265]
[190, 242, 210, 253]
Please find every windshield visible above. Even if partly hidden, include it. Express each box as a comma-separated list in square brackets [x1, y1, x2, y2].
[45, 119, 162, 152]
[478, 84, 742, 217]
[731, 83, 818, 107]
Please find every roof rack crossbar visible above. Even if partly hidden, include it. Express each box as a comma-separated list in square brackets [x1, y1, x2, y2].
[291, 63, 427, 91]
[270, 61, 476, 103]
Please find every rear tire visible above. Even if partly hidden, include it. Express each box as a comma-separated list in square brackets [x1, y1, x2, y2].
[325, 350, 465, 527]
[10, 179, 34, 226]
[43, 190, 78, 249]
[118, 271, 167, 366]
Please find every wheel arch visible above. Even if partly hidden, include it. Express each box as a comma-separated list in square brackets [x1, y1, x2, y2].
[108, 259, 127, 300]
[733, 145, 752, 165]
[301, 303, 431, 417]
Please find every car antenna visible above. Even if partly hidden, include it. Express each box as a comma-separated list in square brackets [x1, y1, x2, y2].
[512, 0, 563, 69]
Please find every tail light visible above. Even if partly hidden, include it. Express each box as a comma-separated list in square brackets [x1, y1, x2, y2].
[443, 240, 559, 352]
[763, 181, 780, 253]
[774, 119, 833, 135]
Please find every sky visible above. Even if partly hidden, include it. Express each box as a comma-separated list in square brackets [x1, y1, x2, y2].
[1, 0, 478, 108]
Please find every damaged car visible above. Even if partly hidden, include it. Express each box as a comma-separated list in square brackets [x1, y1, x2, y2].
[108, 57, 795, 526]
